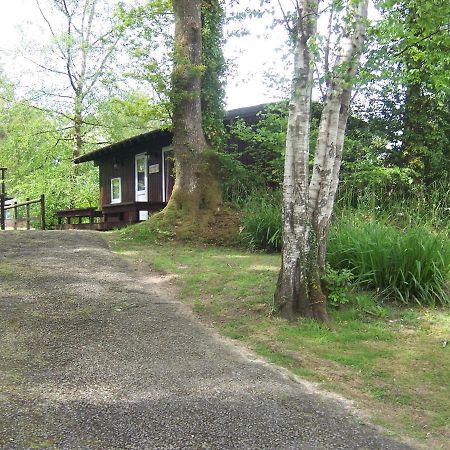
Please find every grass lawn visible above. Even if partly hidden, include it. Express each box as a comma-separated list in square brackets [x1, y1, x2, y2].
[111, 236, 449, 449]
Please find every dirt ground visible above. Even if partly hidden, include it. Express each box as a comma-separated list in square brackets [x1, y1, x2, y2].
[0, 231, 414, 449]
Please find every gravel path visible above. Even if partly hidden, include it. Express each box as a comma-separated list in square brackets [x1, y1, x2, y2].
[0, 231, 413, 450]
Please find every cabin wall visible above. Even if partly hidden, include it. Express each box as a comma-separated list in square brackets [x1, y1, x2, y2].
[99, 154, 135, 207]
[148, 152, 163, 202]
[97, 144, 173, 208]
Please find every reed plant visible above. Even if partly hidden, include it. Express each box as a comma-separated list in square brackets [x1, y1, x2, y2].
[328, 218, 450, 306]
[240, 191, 282, 251]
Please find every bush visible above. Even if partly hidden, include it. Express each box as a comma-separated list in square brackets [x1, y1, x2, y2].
[324, 265, 355, 307]
[328, 218, 450, 306]
[240, 191, 282, 251]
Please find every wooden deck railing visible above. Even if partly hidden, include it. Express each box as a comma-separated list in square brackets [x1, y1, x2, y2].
[0, 194, 46, 230]
[56, 207, 102, 230]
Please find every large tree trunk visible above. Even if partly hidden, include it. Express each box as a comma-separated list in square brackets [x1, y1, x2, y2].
[275, 0, 369, 322]
[166, 0, 221, 217]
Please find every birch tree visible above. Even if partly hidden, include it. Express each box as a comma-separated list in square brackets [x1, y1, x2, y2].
[29, 0, 124, 159]
[275, 0, 369, 321]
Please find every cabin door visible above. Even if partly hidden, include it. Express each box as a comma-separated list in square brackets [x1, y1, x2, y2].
[135, 153, 148, 202]
[162, 147, 174, 202]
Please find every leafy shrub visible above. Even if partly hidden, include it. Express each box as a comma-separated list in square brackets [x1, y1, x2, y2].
[240, 191, 282, 251]
[217, 151, 264, 204]
[324, 265, 355, 307]
[328, 218, 450, 306]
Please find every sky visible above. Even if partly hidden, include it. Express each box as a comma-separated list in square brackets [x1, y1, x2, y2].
[0, 0, 289, 110]
[0, 1, 380, 110]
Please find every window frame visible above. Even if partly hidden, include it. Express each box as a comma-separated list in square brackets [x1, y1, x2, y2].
[135, 153, 148, 202]
[111, 177, 122, 204]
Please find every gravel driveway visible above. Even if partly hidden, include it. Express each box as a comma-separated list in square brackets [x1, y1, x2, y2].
[0, 231, 413, 449]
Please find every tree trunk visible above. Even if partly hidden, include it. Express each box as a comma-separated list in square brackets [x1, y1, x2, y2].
[275, 0, 369, 322]
[166, 0, 221, 218]
[69, 102, 83, 208]
[274, 0, 321, 320]
[310, 0, 368, 275]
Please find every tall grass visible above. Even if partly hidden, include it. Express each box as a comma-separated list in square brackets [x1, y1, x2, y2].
[240, 191, 282, 251]
[336, 181, 450, 231]
[328, 218, 450, 306]
[239, 186, 449, 305]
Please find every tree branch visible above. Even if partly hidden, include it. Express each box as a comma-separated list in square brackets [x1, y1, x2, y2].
[393, 25, 448, 57]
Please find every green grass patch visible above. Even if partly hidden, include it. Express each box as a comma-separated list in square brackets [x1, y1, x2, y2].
[111, 234, 450, 448]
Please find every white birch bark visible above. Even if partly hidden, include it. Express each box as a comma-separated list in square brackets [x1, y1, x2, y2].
[309, 0, 369, 270]
[276, 0, 369, 320]
[275, 0, 319, 318]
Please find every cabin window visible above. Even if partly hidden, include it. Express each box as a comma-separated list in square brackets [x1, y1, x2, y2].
[135, 153, 148, 202]
[111, 177, 122, 204]
[137, 158, 146, 191]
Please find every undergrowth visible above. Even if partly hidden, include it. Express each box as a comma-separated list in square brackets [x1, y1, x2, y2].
[239, 187, 450, 306]
[239, 191, 282, 251]
[328, 218, 450, 306]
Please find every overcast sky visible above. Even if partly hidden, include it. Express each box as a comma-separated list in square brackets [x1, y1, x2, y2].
[0, 1, 380, 111]
[0, 0, 290, 110]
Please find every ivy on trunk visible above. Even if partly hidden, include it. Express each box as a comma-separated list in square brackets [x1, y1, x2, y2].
[163, 0, 222, 221]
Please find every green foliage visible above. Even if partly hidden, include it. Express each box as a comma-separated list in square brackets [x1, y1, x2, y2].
[324, 266, 355, 307]
[225, 101, 397, 198]
[337, 182, 450, 231]
[338, 164, 416, 207]
[328, 217, 450, 306]
[240, 191, 282, 252]
[217, 151, 260, 203]
[374, 0, 450, 92]
[117, 0, 173, 118]
[0, 75, 98, 226]
[201, 0, 226, 149]
[362, 0, 450, 186]
[226, 102, 288, 187]
[96, 92, 170, 143]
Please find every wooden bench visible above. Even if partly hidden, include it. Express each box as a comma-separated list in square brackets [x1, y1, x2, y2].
[56, 207, 103, 230]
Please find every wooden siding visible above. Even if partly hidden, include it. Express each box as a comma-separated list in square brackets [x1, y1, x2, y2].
[148, 152, 163, 202]
[164, 150, 175, 201]
[99, 153, 135, 207]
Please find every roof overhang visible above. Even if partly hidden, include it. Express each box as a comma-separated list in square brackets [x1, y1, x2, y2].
[74, 128, 173, 164]
[74, 102, 282, 164]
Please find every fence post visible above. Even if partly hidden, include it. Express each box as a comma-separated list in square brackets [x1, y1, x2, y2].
[40, 194, 46, 230]
[26, 197, 31, 230]
[0, 168, 6, 196]
[0, 194, 4, 231]
[13, 201, 18, 230]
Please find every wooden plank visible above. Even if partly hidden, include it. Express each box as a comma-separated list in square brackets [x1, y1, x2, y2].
[26, 198, 31, 230]
[13, 201, 18, 230]
[0, 194, 5, 230]
[40, 194, 46, 230]
[4, 198, 41, 209]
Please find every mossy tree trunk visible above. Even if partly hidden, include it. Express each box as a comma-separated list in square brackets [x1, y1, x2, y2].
[166, 0, 222, 219]
[275, 0, 368, 322]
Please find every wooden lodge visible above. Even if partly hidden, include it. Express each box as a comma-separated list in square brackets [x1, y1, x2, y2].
[57, 104, 271, 230]
[61, 129, 175, 230]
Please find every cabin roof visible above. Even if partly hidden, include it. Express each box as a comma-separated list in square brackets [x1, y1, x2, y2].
[75, 102, 279, 164]
[74, 128, 172, 164]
